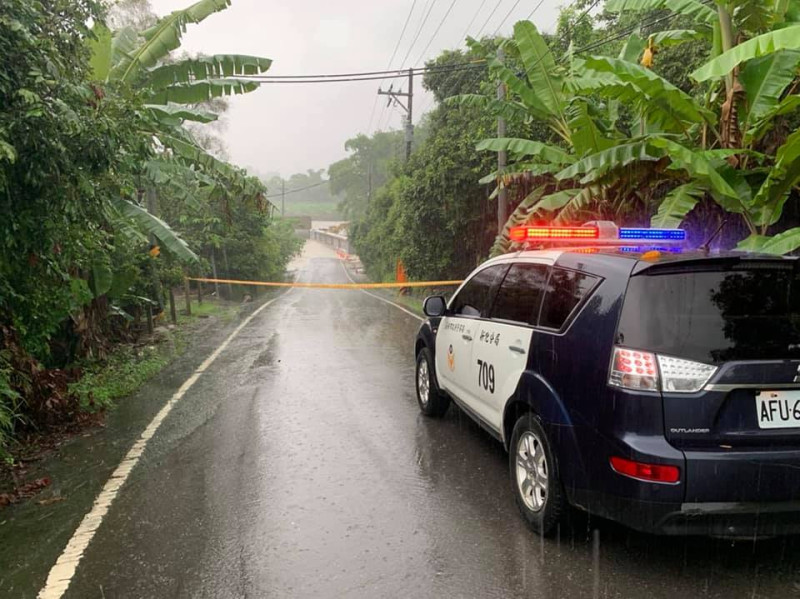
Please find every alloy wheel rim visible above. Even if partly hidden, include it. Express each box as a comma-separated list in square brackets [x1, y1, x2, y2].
[516, 431, 548, 513]
[417, 359, 430, 406]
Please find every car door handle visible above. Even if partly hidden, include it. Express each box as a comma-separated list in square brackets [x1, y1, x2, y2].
[462, 334, 473, 341]
[509, 345, 527, 355]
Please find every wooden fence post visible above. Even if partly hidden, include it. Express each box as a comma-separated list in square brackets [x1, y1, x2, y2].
[168, 288, 177, 325]
[184, 279, 192, 315]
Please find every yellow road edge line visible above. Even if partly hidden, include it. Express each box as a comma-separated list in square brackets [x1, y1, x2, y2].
[187, 277, 462, 289]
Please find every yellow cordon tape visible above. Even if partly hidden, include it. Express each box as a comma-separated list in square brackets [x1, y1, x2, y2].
[187, 277, 463, 290]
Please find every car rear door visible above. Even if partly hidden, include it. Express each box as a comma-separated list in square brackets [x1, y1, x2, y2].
[471, 261, 551, 431]
[436, 264, 508, 411]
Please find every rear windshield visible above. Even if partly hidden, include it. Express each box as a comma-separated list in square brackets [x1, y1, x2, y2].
[617, 265, 800, 364]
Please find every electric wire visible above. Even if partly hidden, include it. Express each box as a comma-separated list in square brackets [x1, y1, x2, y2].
[525, 0, 545, 20]
[247, 61, 481, 80]
[387, 0, 420, 70]
[515, 0, 714, 77]
[475, 0, 505, 37]
[265, 179, 329, 199]
[459, 0, 490, 43]
[235, 4, 698, 87]
[559, 0, 603, 44]
[418, 0, 697, 113]
[492, 0, 524, 35]
[412, 0, 459, 66]
[398, 0, 440, 69]
[369, 0, 420, 134]
[231, 3, 712, 90]
[242, 63, 486, 84]
[379, 0, 433, 133]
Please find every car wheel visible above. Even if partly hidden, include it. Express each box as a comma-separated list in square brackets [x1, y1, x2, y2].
[416, 347, 450, 417]
[509, 413, 564, 536]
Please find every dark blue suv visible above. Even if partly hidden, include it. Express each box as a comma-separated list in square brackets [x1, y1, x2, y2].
[414, 228, 800, 538]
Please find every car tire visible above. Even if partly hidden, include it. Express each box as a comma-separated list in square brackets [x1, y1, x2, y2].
[509, 413, 564, 537]
[415, 347, 450, 417]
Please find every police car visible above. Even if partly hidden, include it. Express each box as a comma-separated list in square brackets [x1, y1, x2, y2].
[414, 221, 800, 537]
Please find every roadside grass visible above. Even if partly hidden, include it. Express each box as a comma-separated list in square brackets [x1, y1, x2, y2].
[70, 344, 172, 411]
[71, 297, 238, 412]
[177, 296, 238, 323]
[386, 292, 424, 315]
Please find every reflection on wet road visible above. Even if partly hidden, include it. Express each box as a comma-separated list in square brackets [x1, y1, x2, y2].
[63, 248, 800, 598]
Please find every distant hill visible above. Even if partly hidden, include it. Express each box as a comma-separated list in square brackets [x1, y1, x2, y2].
[263, 169, 342, 219]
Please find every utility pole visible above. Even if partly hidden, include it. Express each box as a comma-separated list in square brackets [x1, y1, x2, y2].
[496, 47, 508, 234]
[406, 68, 414, 161]
[281, 178, 285, 217]
[367, 162, 373, 205]
[377, 68, 414, 161]
[145, 186, 165, 311]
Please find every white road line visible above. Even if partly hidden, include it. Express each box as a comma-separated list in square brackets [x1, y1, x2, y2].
[338, 259, 423, 322]
[38, 291, 290, 599]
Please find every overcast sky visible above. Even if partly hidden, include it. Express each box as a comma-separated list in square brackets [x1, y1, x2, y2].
[149, 0, 562, 178]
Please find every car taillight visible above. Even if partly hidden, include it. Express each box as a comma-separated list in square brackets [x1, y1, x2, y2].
[609, 346, 717, 393]
[610, 456, 680, 484]
[609, 347, 658, 391]
[657, 354, 717, 393]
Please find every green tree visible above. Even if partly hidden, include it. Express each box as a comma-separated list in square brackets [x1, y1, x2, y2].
[329, 131, 405, 220]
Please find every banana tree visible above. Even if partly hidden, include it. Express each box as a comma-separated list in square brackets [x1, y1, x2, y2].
[468, 5, 800, 256]
[88, 0, 274, 262]
[602, 0, 800, 253]
[461, 21, 725, 255]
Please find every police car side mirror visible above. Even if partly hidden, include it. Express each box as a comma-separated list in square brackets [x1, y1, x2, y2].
[423, 295, 447, 318]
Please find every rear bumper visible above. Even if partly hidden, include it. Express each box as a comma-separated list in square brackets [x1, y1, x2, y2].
[684, 447, 800, 503]
[572, 490, 800, 537]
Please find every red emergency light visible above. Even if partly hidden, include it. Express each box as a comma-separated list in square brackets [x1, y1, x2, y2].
[509, 226, 600, 242]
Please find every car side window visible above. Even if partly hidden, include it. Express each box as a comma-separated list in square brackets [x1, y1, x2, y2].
[539, 267, 598, 330]
[451, 265, 508, 318]
[490, 263, 550, 325]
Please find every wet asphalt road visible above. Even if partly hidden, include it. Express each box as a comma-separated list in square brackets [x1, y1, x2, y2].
[47, 245, 800, 598]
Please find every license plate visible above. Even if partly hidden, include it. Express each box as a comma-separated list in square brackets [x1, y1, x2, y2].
[756, 391, 800, 429]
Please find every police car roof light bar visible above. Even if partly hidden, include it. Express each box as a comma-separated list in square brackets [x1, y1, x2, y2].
[509, 221, 686, 247]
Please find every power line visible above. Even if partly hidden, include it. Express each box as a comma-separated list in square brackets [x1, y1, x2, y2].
[369, 0, 420, 133]
[237, 1, 710, 89]
[420, 0, 697, 113]
[475, 0, 505, 37]
[525, 0, 545, 20]
[387, 0, 420, 70]
[241, 64, 487, 84]
[559, 0, 603, 43]
[240, 60, 486, 80]
[420, 0, 497, 115]
[265, 179, 328, 199]
[413, 0, 459, 65]
[516, 0, 652, 76]
[419, 0, 496, 116]
[398, 0, 440, 68]
[566, 2, 710, 56]
[459, 0, 490, 43]
[493, 0, 523, 35]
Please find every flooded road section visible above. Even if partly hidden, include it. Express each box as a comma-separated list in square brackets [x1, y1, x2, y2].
[38, 243, 800, 597]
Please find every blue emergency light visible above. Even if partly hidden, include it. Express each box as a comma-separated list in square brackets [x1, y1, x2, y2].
[618, 228, 687, 241]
